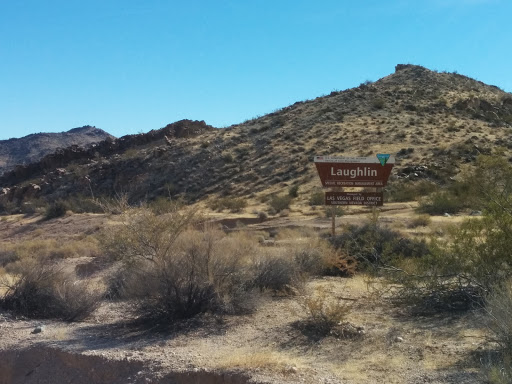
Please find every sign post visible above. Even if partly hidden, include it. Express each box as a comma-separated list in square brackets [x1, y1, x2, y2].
[314, 154, 394, 236]
[331, 207, 335, 236]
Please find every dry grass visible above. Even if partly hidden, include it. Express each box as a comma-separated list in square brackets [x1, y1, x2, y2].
[1, 257, 102, 321]
[0, 237, 101, 272]
[217, 348, 305, 374]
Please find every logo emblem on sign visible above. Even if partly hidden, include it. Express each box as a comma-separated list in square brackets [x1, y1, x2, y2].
[376, 154, 391, 166]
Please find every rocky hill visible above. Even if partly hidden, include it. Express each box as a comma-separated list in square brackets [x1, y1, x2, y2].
[0, 126, 114, 176]
[1, 64, 512, 208]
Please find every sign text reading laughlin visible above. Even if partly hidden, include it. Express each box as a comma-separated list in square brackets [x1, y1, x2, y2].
[330, 166, 378, 178]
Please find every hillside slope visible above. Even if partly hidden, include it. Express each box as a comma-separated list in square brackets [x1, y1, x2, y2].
[1, 64, 511, 207]
[0, 126, 114, 176]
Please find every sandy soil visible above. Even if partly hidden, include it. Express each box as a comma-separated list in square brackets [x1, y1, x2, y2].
[0, 207, 492, 383]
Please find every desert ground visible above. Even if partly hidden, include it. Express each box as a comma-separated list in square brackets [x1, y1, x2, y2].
[0, 203, 495, 384]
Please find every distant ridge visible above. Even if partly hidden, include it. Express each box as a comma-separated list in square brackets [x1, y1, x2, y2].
[1, 64, 512, 207]
[0, 126, 114, 176]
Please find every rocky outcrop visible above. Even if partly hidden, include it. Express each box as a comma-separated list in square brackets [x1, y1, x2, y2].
[0, 120, 214, 188]
[0, 126, 114, 176]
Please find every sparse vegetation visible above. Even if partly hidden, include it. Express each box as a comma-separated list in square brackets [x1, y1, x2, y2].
[100, 207, 307, 322]
[1, 258, 100, 321]
[387, 155, 512, 312]
[0, 238, 101, 271]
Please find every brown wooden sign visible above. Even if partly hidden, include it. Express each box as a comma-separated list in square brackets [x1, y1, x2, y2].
[314, 156, 394, 187]
[325, 191, 383, 206]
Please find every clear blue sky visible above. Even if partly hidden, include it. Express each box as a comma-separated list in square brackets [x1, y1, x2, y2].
[1, 0, 510, 140]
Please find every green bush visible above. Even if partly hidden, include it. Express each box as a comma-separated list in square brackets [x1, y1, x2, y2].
[209, 197, 248, 213]
[288, 185, 299, 198]
[44, 201, 68, 220]
[330, 223, 430, 268]
[388, 156, 512, 312]
[268, 195, 292, 213]
[64, 195, 104, 214]
[385, 180, 438, 202]
[149, 196, 182, 215]
[325, 206, 344, 218]
[309, 191, 325, 206]
[409, 214, 432, 228]
[372, 98, 386, 109]
[417, 191, 465, 215]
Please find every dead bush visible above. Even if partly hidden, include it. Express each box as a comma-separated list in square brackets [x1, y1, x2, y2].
[483, 283, 512, 383]
[409, 214, 432, 228]
[252, 254, 302, 294]
[292, 239, 334, 276]
[1, 259, 100, 321]
[1, 238, 101, 272]
[101, 209, 261, 321]
[301, 286, 354, 337]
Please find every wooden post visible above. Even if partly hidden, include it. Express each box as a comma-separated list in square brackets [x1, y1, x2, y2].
[331, 206, 336, 236]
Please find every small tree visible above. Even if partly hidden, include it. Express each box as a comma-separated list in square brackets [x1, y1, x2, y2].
[388, 155, 512, 311]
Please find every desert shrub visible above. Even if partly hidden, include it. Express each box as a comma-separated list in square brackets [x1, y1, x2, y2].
[386, 180, 438, 202]
[288, 185, 299, 198]
[1, 259, 100, 321]
[387, 156, 512, 311]
[20, 198, 47, 215]
[257, 211, 268, 222]
[389, 213, 512, 312]
[483, 284, 512, 383]
[325, 206, 344, 218]
[0, 246, 17, 268]
[409, 214, 432, 228]
[0, 200, 19, 215]
[301, 285, 353, 336]
[63, 195, 103, 213]
[252, 255, 301, 294]
[94, 194, 131, 214]
[44, 200, 68, 220]
[268, 195, 292, 213]
[330, 223, 430, 269]
[100, 209, 262, 321]
[309, 191, 324, 206]
[209, 197, 247, 213]
[149, 196, 183, 215]
[372, 98, 386, 109]
[292, 241, 331, 277]
[417, 191, 465, 215]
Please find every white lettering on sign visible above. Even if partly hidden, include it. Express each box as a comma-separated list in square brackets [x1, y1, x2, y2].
[330, 167, 378, 178]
